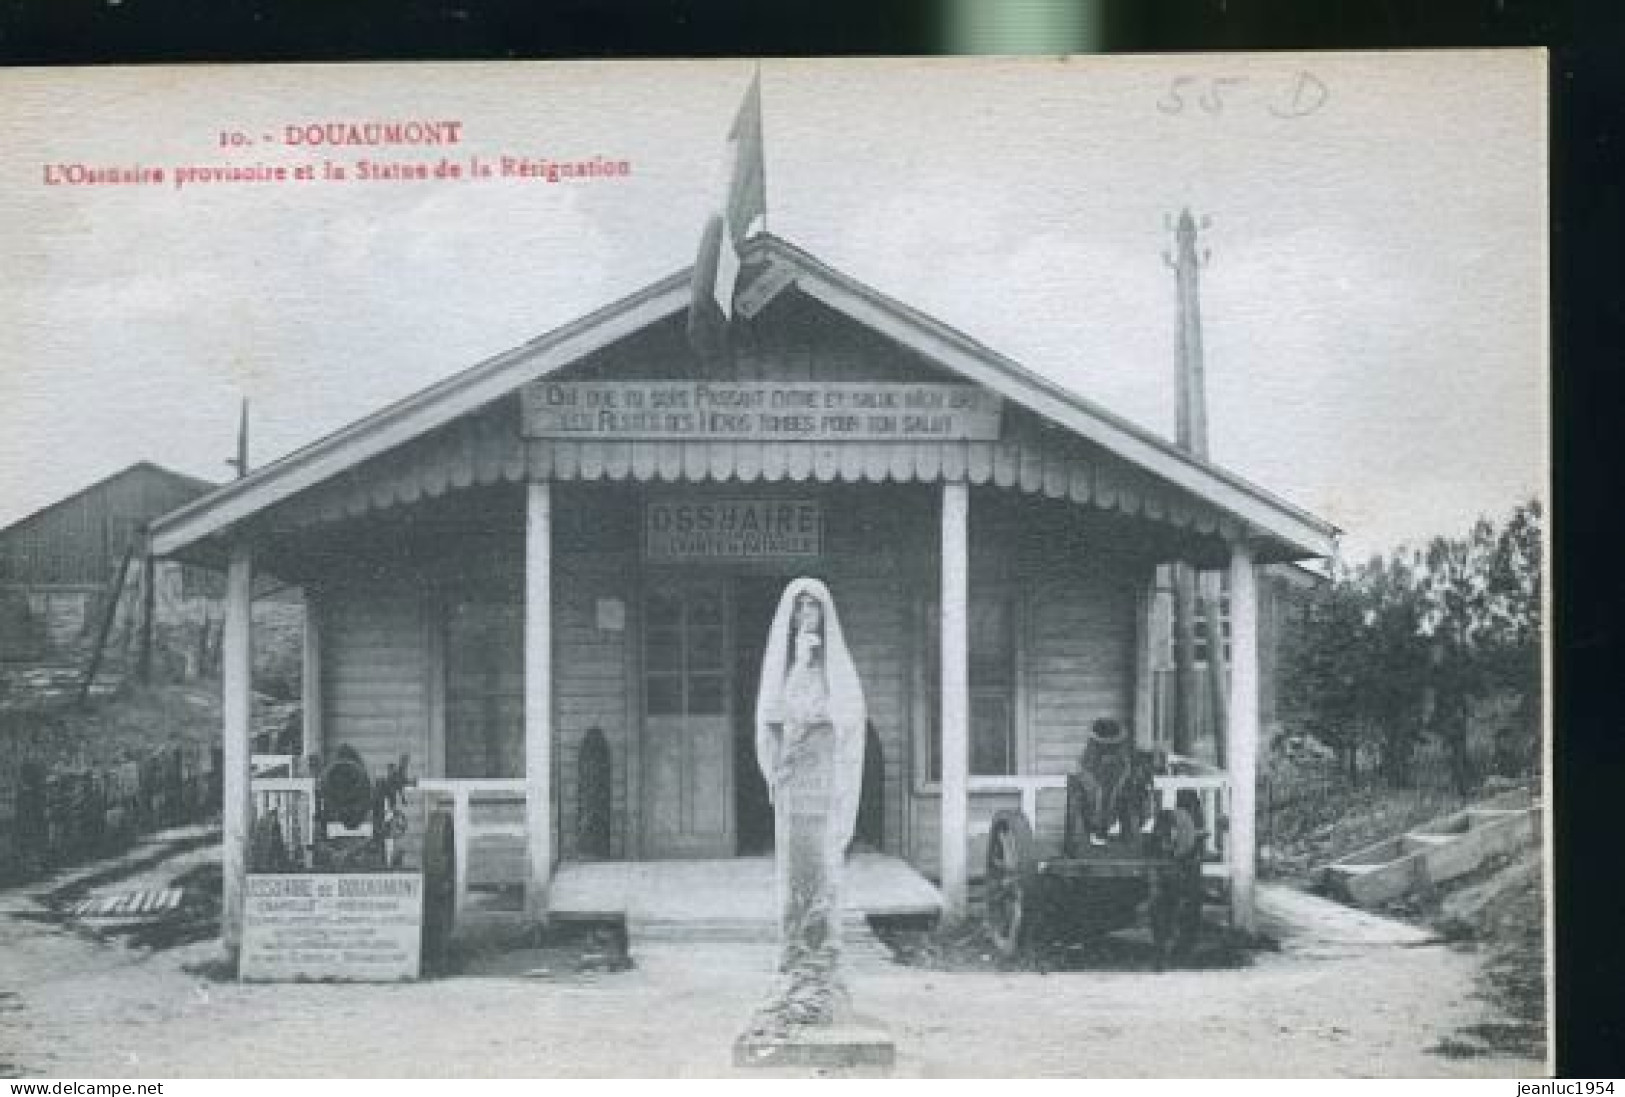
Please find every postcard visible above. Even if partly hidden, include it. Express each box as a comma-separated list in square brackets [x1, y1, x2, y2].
[0, 53, 1548, 1078]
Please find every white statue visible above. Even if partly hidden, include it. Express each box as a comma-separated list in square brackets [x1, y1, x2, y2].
[751, 577, 867, 1031]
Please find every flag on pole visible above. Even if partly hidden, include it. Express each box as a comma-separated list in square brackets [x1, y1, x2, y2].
[688, 72, 766, 360]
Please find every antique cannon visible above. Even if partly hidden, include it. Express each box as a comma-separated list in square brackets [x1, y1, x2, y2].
[248, 745, 457, 975]
[310, 746, 414, 872]
[983, 722, 1211, 967]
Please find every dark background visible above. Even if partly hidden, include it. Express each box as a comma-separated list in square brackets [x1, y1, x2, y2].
[1, 0, 1616, 1077]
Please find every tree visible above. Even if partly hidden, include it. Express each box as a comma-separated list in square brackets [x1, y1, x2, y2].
[1286, 550, 1431, 785]
[1287, 568, 1369, 783]
[1418, 499, 1544, 792]
[1287, 499, 1543, 793]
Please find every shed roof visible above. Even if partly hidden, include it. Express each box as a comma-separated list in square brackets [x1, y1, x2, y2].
[150, 235, 1338, 561]
[1, 461, 215, 542]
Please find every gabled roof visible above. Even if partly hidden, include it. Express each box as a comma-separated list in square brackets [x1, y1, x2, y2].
[1, 461, 216, 540]
[150, 234, 1338, 560]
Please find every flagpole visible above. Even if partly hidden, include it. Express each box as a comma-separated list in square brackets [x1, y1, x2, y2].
[756, 62, 768, 236]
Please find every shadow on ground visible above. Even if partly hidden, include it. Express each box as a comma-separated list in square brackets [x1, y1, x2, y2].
[874, 913, 1266, 974]
[449, 921, 635, 981]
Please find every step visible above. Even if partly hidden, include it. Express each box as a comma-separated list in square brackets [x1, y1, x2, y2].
[1322, 799, 1539, 907]
[632, 916, 890, 958]
[70, 887, 184, 919]
[1400, 832, 1460, 854]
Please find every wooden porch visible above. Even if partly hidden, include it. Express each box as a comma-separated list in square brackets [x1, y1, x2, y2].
[549, 851, 943, 931]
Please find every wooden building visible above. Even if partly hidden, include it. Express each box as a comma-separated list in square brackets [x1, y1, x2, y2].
[149, 236, 1336, 950]
[0, 462, 214, 661]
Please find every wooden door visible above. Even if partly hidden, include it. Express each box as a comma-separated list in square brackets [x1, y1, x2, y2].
[642, 580, 734, 858]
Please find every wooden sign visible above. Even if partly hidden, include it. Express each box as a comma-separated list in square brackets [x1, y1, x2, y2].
[646, 498, 820, 561]
[522, 381, 1002, 442]
[241, 873, 423, 982]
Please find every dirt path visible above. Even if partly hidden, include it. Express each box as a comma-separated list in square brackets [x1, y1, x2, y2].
[0, 839, 1546, 1078]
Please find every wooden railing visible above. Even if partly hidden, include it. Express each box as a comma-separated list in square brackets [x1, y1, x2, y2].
[249, 755, 316, 866]
[417, 778, 528, 923]
[965, 775, 1065, 833]
[246, 766, 530, 915]
[964, 754, 1232, 873]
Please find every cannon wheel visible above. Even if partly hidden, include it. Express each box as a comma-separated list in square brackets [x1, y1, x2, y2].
[422, 809, 456, 974]
[986, 809, 1038, 958]
[1148, 806, 1204, 966]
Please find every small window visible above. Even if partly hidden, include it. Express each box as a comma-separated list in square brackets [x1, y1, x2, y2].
[922, 592, 1021, 779]
[1194, 590, 1232, 667]
[1161, 576, 1231, 668]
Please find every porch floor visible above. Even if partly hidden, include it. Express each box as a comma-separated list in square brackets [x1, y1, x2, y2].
[549, 850, 943, 925]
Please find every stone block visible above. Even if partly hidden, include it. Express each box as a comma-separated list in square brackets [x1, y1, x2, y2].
[733, 1022, 896, 1071]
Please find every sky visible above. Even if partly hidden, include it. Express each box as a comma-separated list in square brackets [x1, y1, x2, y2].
[0, 53, 1547, 561]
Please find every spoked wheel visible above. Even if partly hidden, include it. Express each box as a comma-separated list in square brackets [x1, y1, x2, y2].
[985, 810, 1038, 958]
[1149, 806, 1204, 967]
[421, 809, 457, 975]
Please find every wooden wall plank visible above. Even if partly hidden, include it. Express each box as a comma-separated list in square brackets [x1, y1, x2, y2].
[631, 442, 658, 481]
[322, 582, 430, 865]
[579, 440, 607, 480]
[786, 444, 814, 481]
[815, 444, 840, 482]
[1019, 442, 1044, 493]
[735, 440, 762, 481]
[966, 443, 992, 484]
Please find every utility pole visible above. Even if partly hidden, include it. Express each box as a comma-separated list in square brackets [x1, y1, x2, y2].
[137, 528, 155, 684]
[1164, 209, 1230, 762]
[226, 398, 250, 480]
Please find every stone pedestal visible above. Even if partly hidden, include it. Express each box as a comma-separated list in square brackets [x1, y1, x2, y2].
[737, 724, 896, 1071]
[733, 1019, 896, 1071]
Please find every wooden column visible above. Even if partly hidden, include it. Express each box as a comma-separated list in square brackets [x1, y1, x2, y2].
[1132, 566, 1157, 750]
[1172, 562, 1199, 755]
[221, 541, 253, 957]
[1227, 536, 1260, 933]
[939, 480, 970, 919]
[1199, 569, 1231, 766]
[300, 593, 322, 763]
[137, 538, 156, 684]
[524, 481, 554, 920]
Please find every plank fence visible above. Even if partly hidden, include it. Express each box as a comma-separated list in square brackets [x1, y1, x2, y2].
[0, 739, 220, 884]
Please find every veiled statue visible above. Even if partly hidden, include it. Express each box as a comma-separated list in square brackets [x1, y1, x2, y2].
[748, 577, 867, 1034]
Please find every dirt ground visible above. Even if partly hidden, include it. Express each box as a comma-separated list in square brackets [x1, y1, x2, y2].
[1263, 775, 1548, 1063]
[0, 828, 1548, 1079]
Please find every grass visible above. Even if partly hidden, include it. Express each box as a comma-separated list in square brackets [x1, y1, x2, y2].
[1264, 779, 1484, 877]
[0, 680, 224, 773]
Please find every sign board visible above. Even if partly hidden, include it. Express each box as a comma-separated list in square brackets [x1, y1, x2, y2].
[646, 498, 820, 561]
[241, 873, 423, 982]
[596, 597, 626, 631]
[734, 260, 798, 319]
[522, 381, 1002, 442]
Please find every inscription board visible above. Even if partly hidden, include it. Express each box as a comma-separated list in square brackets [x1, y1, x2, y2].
[522, 381, 1002, 441]
[647, 498, 820, 561]
[241, 873, 422, 982]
